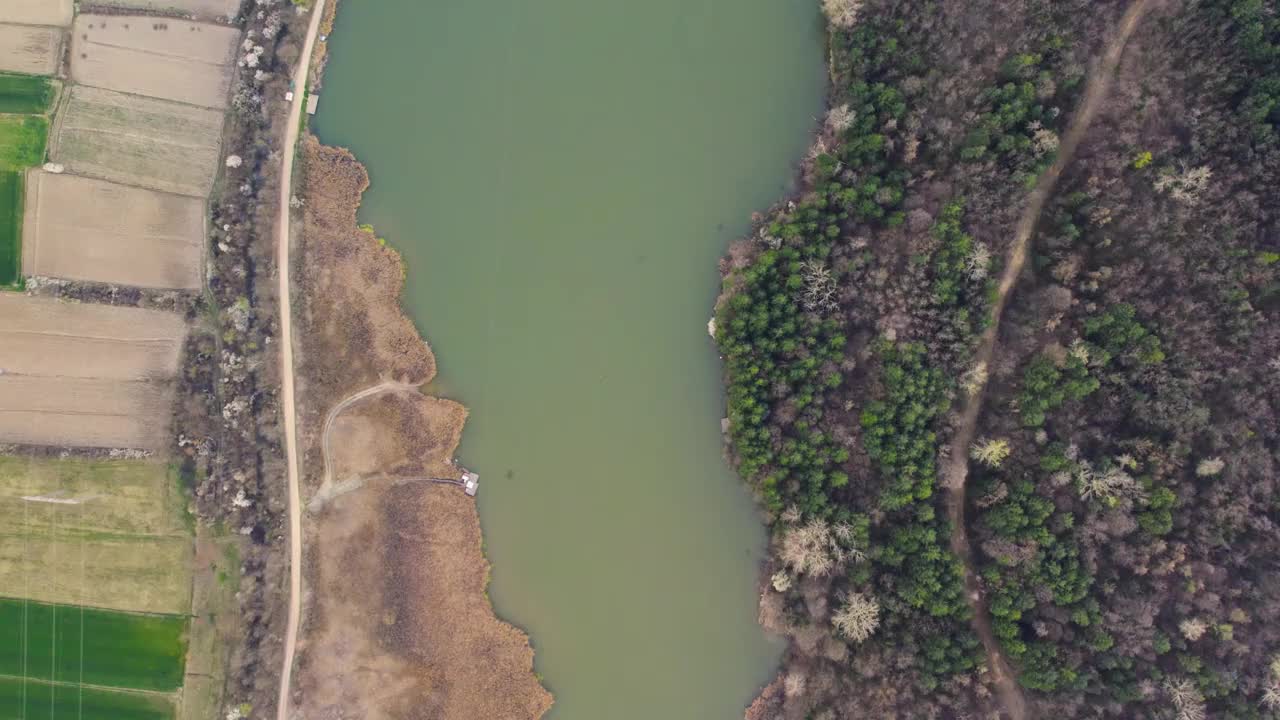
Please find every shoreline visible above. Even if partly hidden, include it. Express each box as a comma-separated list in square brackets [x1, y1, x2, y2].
[284, 3, 552, 716]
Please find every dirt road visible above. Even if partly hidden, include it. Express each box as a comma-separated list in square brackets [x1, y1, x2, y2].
[275, 2, 327, 719]
[940, 2, 1151, 718]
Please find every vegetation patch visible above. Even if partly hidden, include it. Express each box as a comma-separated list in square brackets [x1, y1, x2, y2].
[0, 598, 188, 691]
[0, 73, 54, 114]
[0, 677, 175, 720]
[0, 114, 48, 169]
[0, 170, 19, 286]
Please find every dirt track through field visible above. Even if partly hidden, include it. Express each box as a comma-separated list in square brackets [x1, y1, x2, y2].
[275, 2, 326, 718]
[941, 2, 1152, 717]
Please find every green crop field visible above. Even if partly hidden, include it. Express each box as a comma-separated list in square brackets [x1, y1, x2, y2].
[0, 598, 188, 692]
[0, 677, 174, 720]
[0, 73, 54, 115]
[0, 115, 48, 169]
[0, 170, 18, 286]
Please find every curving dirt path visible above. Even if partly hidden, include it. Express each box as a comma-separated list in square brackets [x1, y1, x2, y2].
[275, 2, 327, 719]
[309, 380, 425, 508]
[941, 2, 1151, 718]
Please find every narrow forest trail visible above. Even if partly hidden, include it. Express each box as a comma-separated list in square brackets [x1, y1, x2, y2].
[940, 2, 1152, 717]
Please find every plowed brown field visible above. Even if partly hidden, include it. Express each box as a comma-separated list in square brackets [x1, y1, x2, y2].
[22, 169, 205, 289]
[0, 24, 61, 76]
[71, 15, 238, 109]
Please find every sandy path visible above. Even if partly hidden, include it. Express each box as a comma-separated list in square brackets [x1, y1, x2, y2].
[275, 2, 327, 719]
[940, 2, 1152, 717]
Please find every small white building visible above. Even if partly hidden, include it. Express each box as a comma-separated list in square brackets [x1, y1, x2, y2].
[463, 471, 480, 497]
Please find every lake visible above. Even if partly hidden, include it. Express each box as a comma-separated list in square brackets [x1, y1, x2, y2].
[314, 0, 824, 716]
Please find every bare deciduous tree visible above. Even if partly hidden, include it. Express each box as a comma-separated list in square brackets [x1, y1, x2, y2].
[822, 0, 864, 28]
[832, 592, 881, 642]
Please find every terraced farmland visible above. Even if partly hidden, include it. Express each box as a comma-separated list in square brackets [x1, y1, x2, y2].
[0, 26, 62, 76]
[50, 85, 223, 197]
[71, 16, 238, 109]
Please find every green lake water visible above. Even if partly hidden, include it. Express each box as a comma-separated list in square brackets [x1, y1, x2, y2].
[314, 1, 824, 717]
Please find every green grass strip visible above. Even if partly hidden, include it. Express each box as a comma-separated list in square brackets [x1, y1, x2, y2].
[0, 73, 55, 115]
[0, 676, 174, 720]
[0, 115, 48, 170]
[0, 170, 19, 286]
[0, 598, 188, 693]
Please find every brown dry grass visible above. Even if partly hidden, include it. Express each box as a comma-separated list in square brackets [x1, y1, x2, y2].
[0, 457, 192, 614]
[0, 24, 61, 76]
[293, 136, 551, 719]
[51, 85, 224, 197]
[71, 15, 237, 109]
[6, 0, 73, 28]
[23, 169, 205, 289]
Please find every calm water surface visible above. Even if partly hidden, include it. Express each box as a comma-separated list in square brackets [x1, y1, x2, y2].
[315, 1, 824, 716]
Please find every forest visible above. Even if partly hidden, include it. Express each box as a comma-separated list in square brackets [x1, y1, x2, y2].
[718, 0, 1280, 717]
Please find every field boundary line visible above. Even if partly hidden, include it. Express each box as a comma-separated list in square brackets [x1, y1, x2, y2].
[0, 673, 182, 698]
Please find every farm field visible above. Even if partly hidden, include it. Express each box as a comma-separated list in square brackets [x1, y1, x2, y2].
[0, 26, 62, 77]
[93, 0, 242, 19]
[0, 171, 19, 286]
[4, 0, 74, 28]
[0, 294, 185, 450]
[0, 293, 186, 380]
[0, 114, 48, 169]
[0, 72, 55, 114]
[71, 16, 237, 109]
[0, 598, 188, 691]
[22, 170, 205, 289]
[50, 85, 223, 197]
[0, 678, 175, 720]
[0, 457, 189, 538]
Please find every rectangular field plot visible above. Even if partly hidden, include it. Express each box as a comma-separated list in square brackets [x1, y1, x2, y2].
[0, 293, 186, 380]
[22, 170, 205, 289]
[0, 678, 175, 720]
[0, 171, 19, 286]
[0, 376, 173, 450]
[0, 26, 63, 77]
[0, 114, 48, 169]
[4, 0, 74, 28]
[50, 86, 223, 197]
[71, 16, 238, 109]
[92, 0, 242, 19]
[0, 456, 189, 537]
[0, 521, 192, 614]
[0, 72, 55, 114]
[0, 598, 187, 691]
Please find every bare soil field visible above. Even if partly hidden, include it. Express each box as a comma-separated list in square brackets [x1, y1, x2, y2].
[0, 292, 185, 379]
[292, 138, 550, 719]
[5, 0, 73, 28]
[71, 15, 238, 109]
[23, 169, 205, 289]
[0, 375, 173, 449]
[0, 294, 184, 449]
[50, 85, 223, 197]
[0, 25, 62, 76]
[0, 455, 193, 614]
[92, 0, 242, 20]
